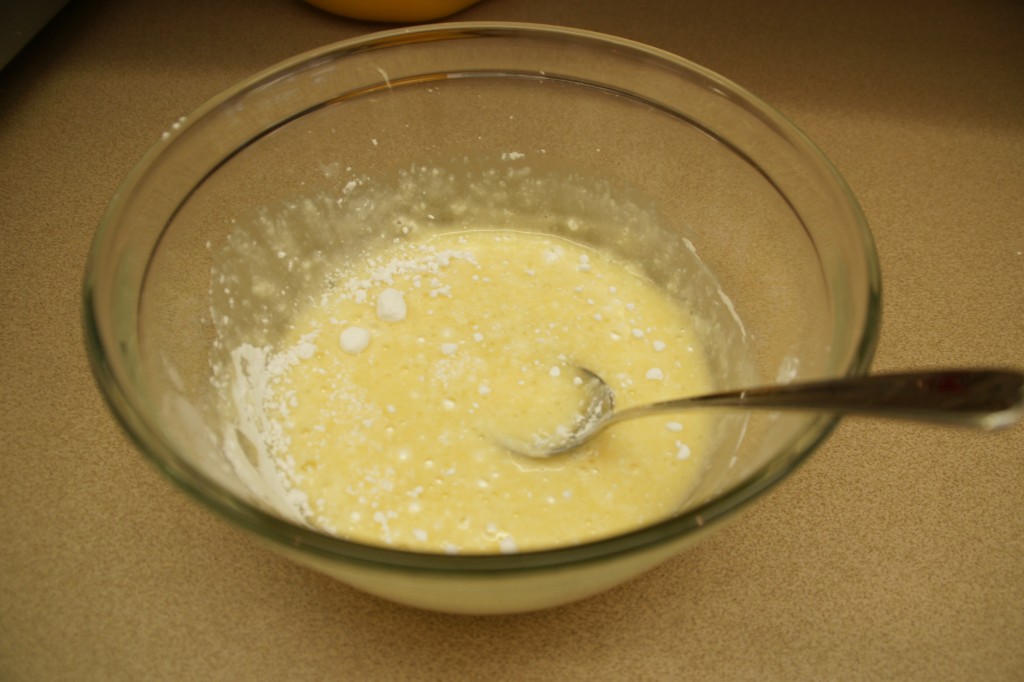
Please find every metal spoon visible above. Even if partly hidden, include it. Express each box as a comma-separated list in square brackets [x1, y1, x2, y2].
[500, 369, 1024, 458]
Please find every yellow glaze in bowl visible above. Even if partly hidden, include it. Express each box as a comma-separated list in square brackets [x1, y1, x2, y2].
[84, 23, 879, 614]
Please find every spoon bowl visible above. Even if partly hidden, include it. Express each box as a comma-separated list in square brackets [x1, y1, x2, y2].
[501, 369, 1024, 458]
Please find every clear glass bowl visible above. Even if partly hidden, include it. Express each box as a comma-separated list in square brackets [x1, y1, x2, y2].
[84, 22, 880, 614]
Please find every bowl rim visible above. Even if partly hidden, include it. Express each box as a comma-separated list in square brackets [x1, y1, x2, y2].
[83, 21, 881, 574]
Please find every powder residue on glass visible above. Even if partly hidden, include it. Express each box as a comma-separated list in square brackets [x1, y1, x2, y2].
[232, 228, 717, 554]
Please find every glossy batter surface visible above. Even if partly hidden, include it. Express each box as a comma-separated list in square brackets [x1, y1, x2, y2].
[262, 230, 715, 553]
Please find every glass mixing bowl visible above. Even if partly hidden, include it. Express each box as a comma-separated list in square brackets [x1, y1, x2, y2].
[84, 23, 879, 614]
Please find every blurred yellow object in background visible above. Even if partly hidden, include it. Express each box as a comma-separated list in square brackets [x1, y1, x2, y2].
[302, 0, 483, 22]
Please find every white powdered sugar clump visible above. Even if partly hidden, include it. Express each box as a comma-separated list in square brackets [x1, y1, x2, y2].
[340, 326, 371, 354]
[376, 288, 407, 322]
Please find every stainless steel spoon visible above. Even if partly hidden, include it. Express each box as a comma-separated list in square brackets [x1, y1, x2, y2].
[500, 369, 1024, 458]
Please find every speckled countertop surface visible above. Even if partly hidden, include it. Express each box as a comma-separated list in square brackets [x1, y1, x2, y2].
[2, 0, 1022, 679]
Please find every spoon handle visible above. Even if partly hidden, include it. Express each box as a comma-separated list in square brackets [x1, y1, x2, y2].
[612, 370, 1024, 430]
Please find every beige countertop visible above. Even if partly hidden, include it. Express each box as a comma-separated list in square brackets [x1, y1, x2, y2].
[2, 0, 1022, 679]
